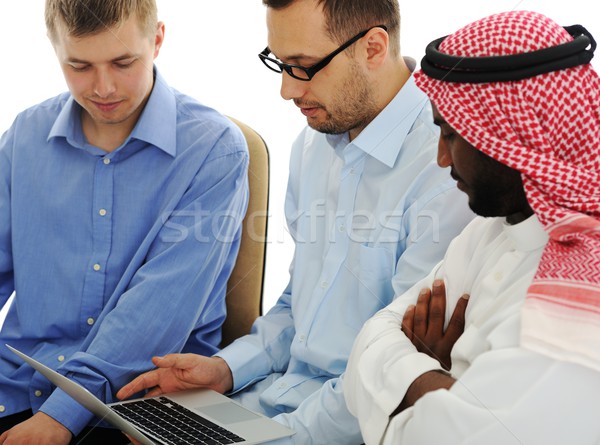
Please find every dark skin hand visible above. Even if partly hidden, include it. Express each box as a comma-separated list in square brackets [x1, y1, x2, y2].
[401, 279, 469, 370]
[393, 279, 469, 414]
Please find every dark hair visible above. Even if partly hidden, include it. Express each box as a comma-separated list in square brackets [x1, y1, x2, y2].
[45, 0, 158, 41]
[263, 0, 401, 57]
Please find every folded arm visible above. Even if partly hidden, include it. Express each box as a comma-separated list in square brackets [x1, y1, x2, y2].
[382, 349, 600, 444]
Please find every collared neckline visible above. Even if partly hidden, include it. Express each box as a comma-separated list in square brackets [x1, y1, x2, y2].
[47, 67, 177, 158]
[336, 75, 428, 168]
[504, 214, 549, 252]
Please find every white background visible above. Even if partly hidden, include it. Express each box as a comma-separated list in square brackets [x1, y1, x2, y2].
[1, 0, 598, 325]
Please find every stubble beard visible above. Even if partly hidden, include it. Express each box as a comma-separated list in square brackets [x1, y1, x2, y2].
[309, 62, 379, 136]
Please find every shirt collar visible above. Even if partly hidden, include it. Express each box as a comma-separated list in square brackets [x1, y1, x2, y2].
[48, 67, 177, 157]
[504, 213, 549, 252]
[325, 75, 428, 168]
[130, 68, 177, 157]
[48, 94, 84, 148]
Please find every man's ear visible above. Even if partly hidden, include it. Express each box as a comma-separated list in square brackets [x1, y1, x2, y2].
[364, 27, 389, 69]
[153, 21, 165, 59]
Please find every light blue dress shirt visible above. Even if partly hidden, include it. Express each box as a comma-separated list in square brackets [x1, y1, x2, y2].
[217, 77, 474, 444]
[0, 69, 249, 434]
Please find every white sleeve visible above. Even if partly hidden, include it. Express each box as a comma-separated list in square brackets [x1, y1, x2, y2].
[383, 347, 600, 445]
[346, 256, 600, 445]
[344, 266, 445, 444]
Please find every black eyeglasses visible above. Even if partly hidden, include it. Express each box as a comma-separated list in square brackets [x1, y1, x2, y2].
[258, 25, 387, 81]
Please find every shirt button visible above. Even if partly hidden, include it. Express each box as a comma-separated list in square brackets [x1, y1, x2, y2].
[298, 334, 306, 343]
[494, 271, 503, 281]
[93, 264, 101, 271]
[58, 355, 65, 362]
[0, 405, 5, 413]
[98, 209, 107, 217]
[103, 158, 111, 165]
[320, 281, 328, 289]
[338, 225, 345, 232]
[87, 318, 95, 326]
[34, 390, 43, 397]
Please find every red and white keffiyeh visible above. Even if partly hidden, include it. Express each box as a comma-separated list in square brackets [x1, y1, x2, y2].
[414, 11, 600, 371]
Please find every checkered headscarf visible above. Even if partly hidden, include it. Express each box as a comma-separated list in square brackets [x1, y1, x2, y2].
[415, 11, 600, 371]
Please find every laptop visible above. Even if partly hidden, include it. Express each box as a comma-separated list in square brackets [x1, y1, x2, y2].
[6, 344, 294, 445]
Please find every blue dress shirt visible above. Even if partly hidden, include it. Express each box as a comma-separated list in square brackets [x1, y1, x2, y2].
[0, 69, 249, 434]
[217, 76, 474, 444]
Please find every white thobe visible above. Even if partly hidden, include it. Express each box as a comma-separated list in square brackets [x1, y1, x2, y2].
[345, 215, 600, 445]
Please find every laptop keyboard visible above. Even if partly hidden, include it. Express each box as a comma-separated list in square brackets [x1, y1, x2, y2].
[111, 396, 246, 445]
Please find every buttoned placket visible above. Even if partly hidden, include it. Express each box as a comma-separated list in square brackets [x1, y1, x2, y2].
[79, 155, 114, 333]
[298, 144, 367, 347]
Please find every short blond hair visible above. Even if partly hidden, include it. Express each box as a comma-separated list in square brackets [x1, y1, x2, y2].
[45, 0, 157, 42]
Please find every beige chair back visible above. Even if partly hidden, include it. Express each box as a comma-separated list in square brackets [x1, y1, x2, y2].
[221, 117, 269, 347]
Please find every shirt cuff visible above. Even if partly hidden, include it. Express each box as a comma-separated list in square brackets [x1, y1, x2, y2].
[39, 388, 95, 436]
[216, 339, 270, 393]
[356, 349, 443, 445]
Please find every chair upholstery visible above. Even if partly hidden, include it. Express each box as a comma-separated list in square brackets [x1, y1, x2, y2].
[221, 117, 269, 347]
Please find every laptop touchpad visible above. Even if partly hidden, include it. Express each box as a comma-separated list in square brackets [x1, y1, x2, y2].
[197, 402, 261, 424]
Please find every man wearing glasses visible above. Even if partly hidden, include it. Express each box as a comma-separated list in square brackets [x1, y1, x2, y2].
[119, 0, 473, 443]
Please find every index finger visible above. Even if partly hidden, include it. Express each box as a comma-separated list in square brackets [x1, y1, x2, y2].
[444, 294, 469, 344]
[427, 279, 448, 337]
[116, 369, 161, 400]
[413, 288, 431, 341]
